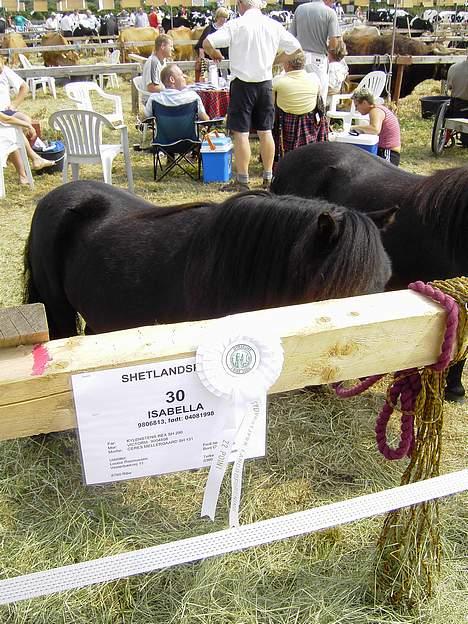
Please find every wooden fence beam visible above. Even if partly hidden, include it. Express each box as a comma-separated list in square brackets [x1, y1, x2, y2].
[13, 62, 140, 80]
[0, 290, 450, 441]
[0, 304, 48, 349]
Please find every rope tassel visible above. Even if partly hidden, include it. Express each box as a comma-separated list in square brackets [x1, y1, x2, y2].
[333, 277, 467, 606]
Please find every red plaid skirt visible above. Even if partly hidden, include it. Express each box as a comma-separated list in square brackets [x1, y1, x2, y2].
[273, 108, 329, 166]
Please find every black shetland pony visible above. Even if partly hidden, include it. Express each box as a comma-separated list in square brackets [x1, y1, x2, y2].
[271, 142, 468, 400]
[24, 181, 391, 340]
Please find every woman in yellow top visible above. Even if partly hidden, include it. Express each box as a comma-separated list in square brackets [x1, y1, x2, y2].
[273, 51, 319, 115]
[272, 51, 328, 168]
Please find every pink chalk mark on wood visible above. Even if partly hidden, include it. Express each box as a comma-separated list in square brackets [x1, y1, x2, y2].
[32, 344, 51, 376]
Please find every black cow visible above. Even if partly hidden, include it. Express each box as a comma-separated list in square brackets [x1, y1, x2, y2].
[100, 14, 119, 37]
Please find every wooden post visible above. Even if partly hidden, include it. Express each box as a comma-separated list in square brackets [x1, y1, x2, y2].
[0, 304, 48, 349]
[0, 290, 451, 440]
[392, 56, 413, 103]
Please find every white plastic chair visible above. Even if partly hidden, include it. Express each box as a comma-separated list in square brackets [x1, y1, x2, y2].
[327, 71, 387, 131]
[18, 54, 57, 100]
[49, 109, 134, 193]
[0, 123, 34, 199]
[97, 49, 120, 89]
[64, 81, 124, 126]
[133, 75, 153, 148]
[132, 75, 152, 103]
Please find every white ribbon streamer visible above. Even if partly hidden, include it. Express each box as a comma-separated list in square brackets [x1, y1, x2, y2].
[0, 470, 465, 605]
[229, 399, 261, 527]
[200, 394, 244, 521]
[196, 324, 284, 525]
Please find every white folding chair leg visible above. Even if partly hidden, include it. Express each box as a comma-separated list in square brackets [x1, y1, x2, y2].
[101, 153, 114, 185]
[120, 126, 134, 193]
[28, 78, 36, 100]
[48, 78, 57, 99]
[124, 150, 134, 193]
[342, 116, 352, 132]
[41, 79, 48, 95]
[62, 155, 68, 183]
[71, 163, 80, 181]
[98, 75, 104, 89]
[0, 165, 5, 199]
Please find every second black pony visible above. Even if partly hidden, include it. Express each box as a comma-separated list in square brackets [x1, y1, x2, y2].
[271, 142, 467, 400]
[24, 181, 391, 340]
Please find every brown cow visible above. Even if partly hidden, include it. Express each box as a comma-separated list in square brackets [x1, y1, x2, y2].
[344, 32, 435, 56]
[167, 26, 196, 61]
[41, 33, 79, 67]
[1, 33, 28, 67]
[118, 27, 158, 62]
[343, 33, 454, 98]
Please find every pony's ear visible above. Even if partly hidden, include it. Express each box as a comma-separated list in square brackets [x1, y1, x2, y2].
[366, 206, 399, 231]
[317, 212, 338, 243]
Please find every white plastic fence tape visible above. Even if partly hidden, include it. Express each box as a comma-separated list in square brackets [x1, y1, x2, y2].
[0, 469, 466, 605]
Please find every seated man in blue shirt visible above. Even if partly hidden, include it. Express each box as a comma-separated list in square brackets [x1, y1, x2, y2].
[144, 64, 209, 121]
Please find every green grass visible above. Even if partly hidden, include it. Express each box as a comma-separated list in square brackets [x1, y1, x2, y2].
[0, 75, 467, 624]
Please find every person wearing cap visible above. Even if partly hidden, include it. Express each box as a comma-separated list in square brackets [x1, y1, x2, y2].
[45, 12, 59, 31]
[350, 88, 401, 165]
[203, 0, 301, 191]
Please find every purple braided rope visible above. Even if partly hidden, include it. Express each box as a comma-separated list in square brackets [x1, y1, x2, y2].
[332, 281, 459, 460]
[332, 374, 384, 397]
[409, 281, 459, 371]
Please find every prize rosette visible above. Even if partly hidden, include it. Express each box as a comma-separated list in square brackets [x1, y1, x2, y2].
[196, 324, 283, 527]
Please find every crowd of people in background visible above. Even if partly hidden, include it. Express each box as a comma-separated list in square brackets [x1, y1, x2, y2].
[3, 1, 467, 190]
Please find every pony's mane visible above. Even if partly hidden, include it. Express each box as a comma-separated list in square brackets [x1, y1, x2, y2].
[183, 191, 389, 318]
[411, 166, 468, 263]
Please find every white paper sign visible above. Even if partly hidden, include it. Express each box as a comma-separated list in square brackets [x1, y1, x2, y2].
[71, 357, 266, 485]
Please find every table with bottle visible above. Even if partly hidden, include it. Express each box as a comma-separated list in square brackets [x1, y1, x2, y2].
[190, 63, 230, 120]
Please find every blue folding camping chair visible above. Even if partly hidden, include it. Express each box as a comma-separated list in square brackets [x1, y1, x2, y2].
[149, 100, 204, 182]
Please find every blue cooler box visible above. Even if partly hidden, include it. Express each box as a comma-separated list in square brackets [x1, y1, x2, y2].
[331, 132, 378, 154]
[201, 136, 232, 183]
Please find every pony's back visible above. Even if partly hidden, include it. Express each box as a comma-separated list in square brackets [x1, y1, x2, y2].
[271, 142, 417, 211]
[24, 181, 160, 337]
[24, 184, 391, 339]
[184, 192, 391, 319]
[409, 167, 468, 274]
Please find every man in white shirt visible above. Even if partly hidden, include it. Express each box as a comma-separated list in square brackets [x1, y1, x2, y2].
[45, 12, 59, 31]
[80, 10, 99, 33]
[71, 10, 81, 34]
[135, 8, 149, 28]
[141, 34, 174, 103]
[203, 0, 301, 191]
[145, 63, 209, 121]
[60, 12, 74, 37]
[290, 0, 342, 104]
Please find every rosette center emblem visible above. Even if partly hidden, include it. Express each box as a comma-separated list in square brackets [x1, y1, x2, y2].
[224, 343, 258, 376]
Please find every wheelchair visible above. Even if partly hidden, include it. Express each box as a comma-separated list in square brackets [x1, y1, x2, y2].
[431, 99, 468, 156]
